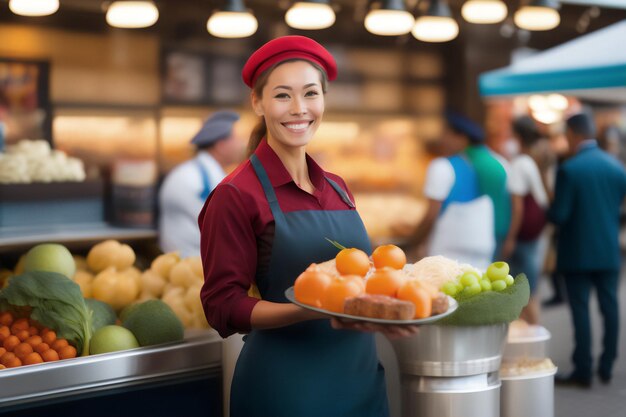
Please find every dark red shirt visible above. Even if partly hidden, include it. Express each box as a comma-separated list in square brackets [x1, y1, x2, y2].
[198, 139, 357, 338]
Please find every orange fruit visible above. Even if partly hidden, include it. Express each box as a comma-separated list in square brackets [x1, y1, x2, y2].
[15, 329, 30, 342]
[41, 329, 56, 345]
[22, 352, 43, 365]
[26, 335, 43, 348]
[13, 343, 33, 359]
[322, 276, 364, 313]
[1, 351, 17, 366]
[294, 267, 333, 308]
[2, 353, 22, 368]
[51, 339, 69, 351]
[3, 335, 20, 352]
[0, 326, 10, 342]
[58, 345, 77, 360]
[343, 275, 366, 292]
[10, 318, 29, 334]
[397, 280, 432, 319]
[372, 245, 407, 270]
[365, 267, 406, 298]
[0, 312, 13, 326]
[34, 343, 50, 355]
[28, 326, 39, 336]
[41, 349, 60, 362]
[335, 248, 371, 277]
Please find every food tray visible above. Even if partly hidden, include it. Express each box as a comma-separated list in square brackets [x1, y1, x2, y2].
[285, 287, 458, 325]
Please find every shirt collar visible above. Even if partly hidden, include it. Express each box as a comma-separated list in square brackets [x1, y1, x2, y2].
[254, 138, 326, 189]
[577, 139, 597, 152]
[197, 151, 224, 174]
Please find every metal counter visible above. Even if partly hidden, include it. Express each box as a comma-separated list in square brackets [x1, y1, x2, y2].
[0, 330, 222, 410]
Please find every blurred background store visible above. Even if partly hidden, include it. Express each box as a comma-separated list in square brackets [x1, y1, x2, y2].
[1, 1, 626, 416]
[0, 0, 624, 255]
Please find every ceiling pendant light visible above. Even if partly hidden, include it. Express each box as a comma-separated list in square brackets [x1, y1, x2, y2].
[412, 0, 459, 43]
[9, 0, 59, 17]
[365, 0, 415, 36]
[514, 0, 560, 31]
[285, 0, 336, 30]
[106, 1, 159, 29]
[461, 0, 508, 24]
[207, 0, 258, 38]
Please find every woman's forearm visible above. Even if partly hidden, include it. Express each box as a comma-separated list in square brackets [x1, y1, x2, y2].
[250, 300, 326, 330]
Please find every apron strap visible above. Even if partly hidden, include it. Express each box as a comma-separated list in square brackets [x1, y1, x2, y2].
[195, 159, 212, 201]
[250, 154, 286, 223]
[325, 177, 355, 208]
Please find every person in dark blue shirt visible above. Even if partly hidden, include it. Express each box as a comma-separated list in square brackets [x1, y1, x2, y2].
[549, 112, 626, 388]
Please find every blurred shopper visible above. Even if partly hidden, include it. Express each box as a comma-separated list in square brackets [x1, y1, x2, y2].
[199, 36, 415, 417]
[503, 116, 549, 324]
[159, 111, 243, 257]
[549, 113, 626, 387]
[410, 112, 495, 270]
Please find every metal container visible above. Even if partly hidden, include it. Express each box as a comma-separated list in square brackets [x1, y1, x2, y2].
[402, 372, 501, 417]
[392, 324, 509, 377]
[500, 368, 557, 417]
[503, 324, 551, 362]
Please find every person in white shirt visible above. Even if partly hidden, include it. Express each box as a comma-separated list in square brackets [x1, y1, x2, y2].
[504, 116, 550, 324]
[159, 111, 243, 257]
[411, 112, 495, 271]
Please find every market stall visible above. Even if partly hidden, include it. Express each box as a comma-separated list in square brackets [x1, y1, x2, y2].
[479, 21, 626, 102]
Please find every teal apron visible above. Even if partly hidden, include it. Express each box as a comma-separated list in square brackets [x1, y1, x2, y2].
[230, 154, 389, 417]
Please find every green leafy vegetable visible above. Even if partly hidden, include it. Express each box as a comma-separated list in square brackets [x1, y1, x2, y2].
[0, 271, 93, 356]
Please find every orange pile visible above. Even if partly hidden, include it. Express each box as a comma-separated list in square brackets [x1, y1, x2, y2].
[295, 245, 440, 319]
[0, 311, 77, 370]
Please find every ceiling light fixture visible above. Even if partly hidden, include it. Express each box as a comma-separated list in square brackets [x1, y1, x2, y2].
[364, 0, 415, 36]
[412, 0, 459, 43]
[514, 0, 561, 31]
[461, 0, 508, 24]
[285, 0, 336, 30]
[106, 1, 159, 29]
[9, 0, 59, 17]
[207, 0, 258, 38]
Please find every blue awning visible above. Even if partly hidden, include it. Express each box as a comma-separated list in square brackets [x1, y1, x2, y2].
[479, 21, 626, 103]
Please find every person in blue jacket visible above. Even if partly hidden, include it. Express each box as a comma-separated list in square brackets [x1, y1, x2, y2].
[549, 112, 626, 388]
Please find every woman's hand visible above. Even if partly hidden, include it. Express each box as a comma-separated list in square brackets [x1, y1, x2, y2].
[330, 318, 419, 340]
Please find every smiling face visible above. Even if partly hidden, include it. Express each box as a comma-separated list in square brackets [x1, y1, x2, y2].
[252, 60, 325, 151]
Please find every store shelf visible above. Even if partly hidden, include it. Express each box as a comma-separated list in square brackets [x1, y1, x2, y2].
[0, 222, 157, 252]
[0, 330, 222, 409]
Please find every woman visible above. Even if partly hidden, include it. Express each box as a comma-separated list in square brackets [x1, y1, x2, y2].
[503, 116, 550, 324]
[198, 36, 413, 417]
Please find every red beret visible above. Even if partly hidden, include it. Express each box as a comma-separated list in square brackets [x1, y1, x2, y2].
[242, 35, 337, 88]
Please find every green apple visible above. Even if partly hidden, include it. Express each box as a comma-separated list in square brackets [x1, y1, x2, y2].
[90, 325, 140, 354]
[23, 243, 76, 278]
[486, 262, 510, 282]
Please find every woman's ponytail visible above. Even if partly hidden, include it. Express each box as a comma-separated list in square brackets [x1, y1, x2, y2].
[247, 117, 266, 157]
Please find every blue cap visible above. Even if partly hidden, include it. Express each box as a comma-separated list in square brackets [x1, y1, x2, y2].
[445, 111, 484, 144]
[191, 111, 240, 148]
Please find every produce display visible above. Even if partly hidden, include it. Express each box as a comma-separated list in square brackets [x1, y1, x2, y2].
[0, 139, 86, 184]
[0, 240, 205, 372]
[294, 244, 449, 321]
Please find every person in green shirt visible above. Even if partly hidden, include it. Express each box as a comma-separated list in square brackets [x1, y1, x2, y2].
[447, 112, 512, 261]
